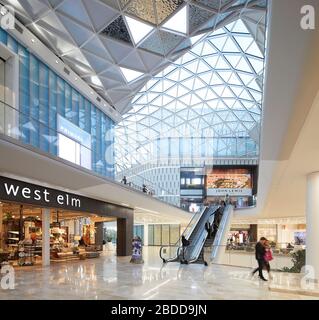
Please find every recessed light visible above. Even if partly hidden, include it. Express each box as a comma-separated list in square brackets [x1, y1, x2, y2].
[31, 38, 35, 43]
[75, 77, 78, 81]
[55, 60, 59, 64]
[90, 91, 94, 95]
[121, 203, 130, 207]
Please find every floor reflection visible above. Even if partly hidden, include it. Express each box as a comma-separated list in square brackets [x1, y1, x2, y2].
[0, 248, 318, 300]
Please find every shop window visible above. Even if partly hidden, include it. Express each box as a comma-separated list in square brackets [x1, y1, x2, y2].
[161, 225, 169, 246]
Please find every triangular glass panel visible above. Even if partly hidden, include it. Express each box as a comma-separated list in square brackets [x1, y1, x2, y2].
[234, 35, 253, 52]
[125, 16, 154, 44]
[162, 5, 187, 35]
[223, 37, 240, 52]
[232, 19, 250, 34]
[120, 67, 144, 82]
[209, 35, 228, 51]
[246, 42, 264, 58]
[248, 57, 264, 74]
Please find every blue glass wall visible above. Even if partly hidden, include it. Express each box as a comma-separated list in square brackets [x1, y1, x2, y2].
[0, 27, 114, 178]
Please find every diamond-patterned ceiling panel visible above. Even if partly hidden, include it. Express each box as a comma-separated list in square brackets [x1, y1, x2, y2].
[124, 0, 157, 25]
[115, 16, 267, 172]
[155, 0, 184, 24]
[2, 0, 267, 114]
[101, 16, 132, 44]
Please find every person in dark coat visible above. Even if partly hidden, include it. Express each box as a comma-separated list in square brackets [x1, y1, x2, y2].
[252, 237, 268, 281]
[181, 235, 190, 263]
[205, 220, 212, 239]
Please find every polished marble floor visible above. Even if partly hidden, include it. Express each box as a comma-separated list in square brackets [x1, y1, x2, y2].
[0, 247, 318, 300]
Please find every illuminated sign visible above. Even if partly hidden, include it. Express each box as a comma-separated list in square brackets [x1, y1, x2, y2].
[57, 115, 91, 148]
[206, 169, 252, 196]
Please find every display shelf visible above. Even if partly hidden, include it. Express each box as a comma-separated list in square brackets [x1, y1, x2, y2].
[8, 231, 19, 234]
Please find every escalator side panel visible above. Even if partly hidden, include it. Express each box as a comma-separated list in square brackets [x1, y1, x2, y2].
[210, 205, 234, 263]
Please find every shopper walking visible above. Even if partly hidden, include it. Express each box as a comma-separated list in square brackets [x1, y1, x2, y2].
[252, 237, 268, 281]
[264, 240, 274, 279]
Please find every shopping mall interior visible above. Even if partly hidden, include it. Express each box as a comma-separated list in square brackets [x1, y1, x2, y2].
[0, 0, 319, 300]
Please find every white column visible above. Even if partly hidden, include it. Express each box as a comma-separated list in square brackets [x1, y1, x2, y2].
[143, 224, 148, 246]
[42, 208, 50, 267]
[306, 172, 319, 280]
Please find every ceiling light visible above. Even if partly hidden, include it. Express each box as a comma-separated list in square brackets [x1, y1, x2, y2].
[120, 67, 143, 82]
[31, 38, 35, 43]
[91, 75, 102, 87]
[125, 15, 153, 44]
[121, 203, 130, 207]
[55, 60, 59, 64]
[75, 77, 78, 81]
[135, 206, 159, 214]
[12, 215, 15, 218]
[90, 91, 94, 95]
[162, 5, 187, 35]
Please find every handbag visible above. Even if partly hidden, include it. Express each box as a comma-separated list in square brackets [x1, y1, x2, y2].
[264, 249, 273, 262]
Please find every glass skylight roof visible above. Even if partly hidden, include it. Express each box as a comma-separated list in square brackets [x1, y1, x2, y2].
[115, 18, 266, 172]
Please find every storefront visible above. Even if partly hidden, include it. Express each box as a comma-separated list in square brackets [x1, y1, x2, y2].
[0, 176, 133, 267]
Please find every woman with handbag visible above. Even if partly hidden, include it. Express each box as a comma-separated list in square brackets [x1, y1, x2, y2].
[264, 240, 274, 280]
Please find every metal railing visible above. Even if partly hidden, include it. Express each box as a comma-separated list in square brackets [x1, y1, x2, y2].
[0, 100, 183, 208]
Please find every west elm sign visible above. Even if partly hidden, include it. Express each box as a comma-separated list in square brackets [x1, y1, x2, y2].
[0, 176, 133, 219]
[0, 176, 81, 209]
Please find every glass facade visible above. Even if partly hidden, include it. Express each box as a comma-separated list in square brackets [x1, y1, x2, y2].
[148, 224, 180, 246]
[0, 27, 114, 178]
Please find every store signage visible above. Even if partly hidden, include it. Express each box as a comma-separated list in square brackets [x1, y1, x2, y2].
[1, 179, 81, 208]
[206, 188, 252, 196]
[57, 115, 91, 148]
[0, 176, 133, 218]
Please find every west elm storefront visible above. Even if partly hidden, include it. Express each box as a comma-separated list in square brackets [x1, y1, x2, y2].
[0, 176, 133, 267]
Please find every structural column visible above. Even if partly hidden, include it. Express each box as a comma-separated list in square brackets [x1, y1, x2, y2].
[143, 224, 148, 246]
[42, 208, 50, 266]
[117, 217, 133, 256]
[306, 172, 319, 280]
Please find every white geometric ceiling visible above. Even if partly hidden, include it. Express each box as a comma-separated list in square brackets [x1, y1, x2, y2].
[115, 16, 267, 172]
[2, 0, 267, 114]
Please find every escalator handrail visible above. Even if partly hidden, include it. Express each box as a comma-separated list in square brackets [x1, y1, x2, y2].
[159, 205, 207, 262]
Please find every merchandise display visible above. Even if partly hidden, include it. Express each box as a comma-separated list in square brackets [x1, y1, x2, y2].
[0, 202, 114, 267]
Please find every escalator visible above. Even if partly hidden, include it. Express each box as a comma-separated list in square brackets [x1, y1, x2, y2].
[159, 205, 220, 265]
